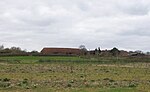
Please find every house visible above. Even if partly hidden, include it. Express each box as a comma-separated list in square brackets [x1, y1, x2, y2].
[128, 51, 145, 56]
[88, 49, 129, 57]
[119, 50, 129, 57]
[41, 48, 81, 55]
[101, 50, 112, 56]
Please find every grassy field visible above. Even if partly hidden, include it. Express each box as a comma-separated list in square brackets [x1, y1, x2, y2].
[0, 56, 149, 92]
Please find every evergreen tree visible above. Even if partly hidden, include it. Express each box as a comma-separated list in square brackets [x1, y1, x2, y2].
[110, 47, 120, 56]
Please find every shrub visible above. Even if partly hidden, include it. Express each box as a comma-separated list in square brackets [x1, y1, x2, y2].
[22, 79, 28, 84]
[69, 80, 74, 83]
[67, 84, 72, 87]
[103, 78, 110, 80]
[80, 75, 84, 78]
[3, 78, 10, 82]
[109, 79, 115, 82]
[0, 82, 10, 88]
[128, 83, 137, 88]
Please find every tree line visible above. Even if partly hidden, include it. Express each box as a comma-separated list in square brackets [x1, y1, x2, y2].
[0, 45, 39, 56]
[0, 45, 149, 57]
[79, 45, 121, 57]
[79, 45, 149, 57]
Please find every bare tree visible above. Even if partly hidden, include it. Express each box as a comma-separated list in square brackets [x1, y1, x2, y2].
[0, 45, 4, 50]
[79, 45, 87, 55]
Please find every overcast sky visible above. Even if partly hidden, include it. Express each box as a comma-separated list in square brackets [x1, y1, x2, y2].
[0, 0, 150, 51]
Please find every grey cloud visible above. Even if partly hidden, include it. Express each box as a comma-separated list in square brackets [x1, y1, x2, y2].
[115, 0, 150, 15]
[0, 0, 150, 51]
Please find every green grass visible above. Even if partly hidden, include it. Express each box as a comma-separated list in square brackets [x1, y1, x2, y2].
[0, 56, 85, 61]
[0, 56, 150, 64]
[0, 56, 88, 64]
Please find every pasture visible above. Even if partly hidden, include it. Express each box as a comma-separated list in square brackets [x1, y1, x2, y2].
[0, 56, 149, 92]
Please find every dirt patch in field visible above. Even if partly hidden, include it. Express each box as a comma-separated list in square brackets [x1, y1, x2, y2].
[94, 64, 134, 68]
[93, 63, 150, 68]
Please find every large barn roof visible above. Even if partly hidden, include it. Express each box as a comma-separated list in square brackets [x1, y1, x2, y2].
[41, 47, 81, 55]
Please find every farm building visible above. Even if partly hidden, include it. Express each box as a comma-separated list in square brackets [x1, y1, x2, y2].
[41, 48, 81, 55]
[119, 50, 129, 57]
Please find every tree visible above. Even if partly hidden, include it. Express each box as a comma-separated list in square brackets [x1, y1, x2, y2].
[95, 48, 98, 55]
[2, 48, 12, 53]
[0, 45, 4, 50]
[135, 50, 143, 54]
[79, 45, 87, 51]
[110, 47, 120, 56]
[30, 50, 39, 54]
[79, 45, 87, 55]
[95, 48, 98, 52]
[146, 52, 150, 55]
[98, 47, 101, 53]
[29, 50, 39, 56]
[10, 47, 22, 54]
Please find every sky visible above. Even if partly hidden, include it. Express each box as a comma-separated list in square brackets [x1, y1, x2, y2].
[0, 0, 150, 52]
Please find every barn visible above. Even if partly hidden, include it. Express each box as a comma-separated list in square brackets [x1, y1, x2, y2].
[41, 48, 81, 55]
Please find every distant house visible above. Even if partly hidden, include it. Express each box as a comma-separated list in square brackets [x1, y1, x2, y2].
[119, 50, 129, 57]
[89, 50, 96, 55]
[100, 49, 130, 57]
[41, 48, 81, 55]
[101, 50, 112, 57]
[129, 51, 145, 56]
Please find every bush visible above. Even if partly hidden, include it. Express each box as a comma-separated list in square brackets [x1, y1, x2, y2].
[109, 79, 115, 82]
[128, 83, 137, 88]
[67, 84, 72, 87]
[22, 79, 28, 84]
[103, 78, 110, 80]
[3, 78, 10, 82]
[0, 82, 10, 88]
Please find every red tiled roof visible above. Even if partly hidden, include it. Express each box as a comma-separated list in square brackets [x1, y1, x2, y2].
[41, 48, 81, 55]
